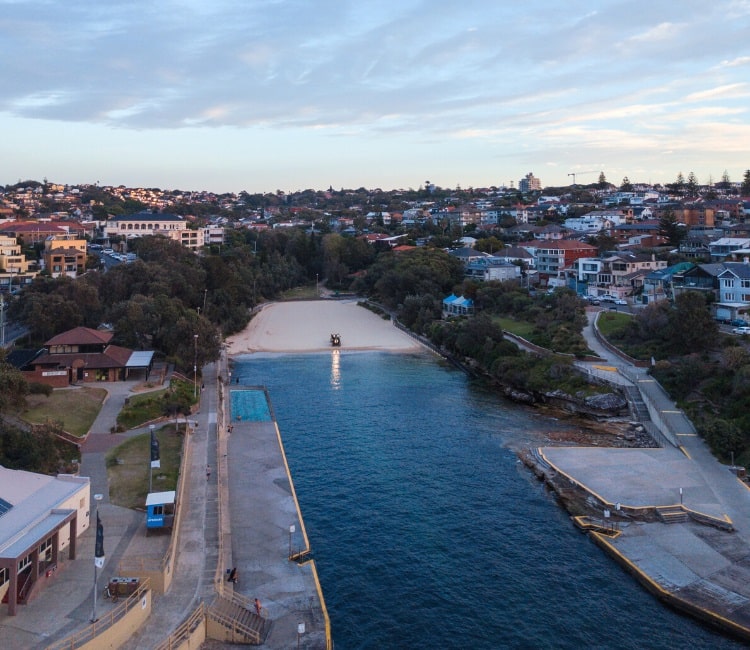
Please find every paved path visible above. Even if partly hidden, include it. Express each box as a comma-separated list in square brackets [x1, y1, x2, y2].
[541, 309, 750, 640]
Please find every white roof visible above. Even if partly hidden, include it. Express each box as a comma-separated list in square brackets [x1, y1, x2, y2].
[146, 491, 176, 506]
[127, 350, 154, 368]
[0, 467, 89, 556]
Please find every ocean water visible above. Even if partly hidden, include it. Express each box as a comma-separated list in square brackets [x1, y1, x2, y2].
[232, 350, 743, 650]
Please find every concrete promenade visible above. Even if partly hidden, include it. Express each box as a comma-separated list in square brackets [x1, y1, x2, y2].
[224, 386, 329, 649]
[542, 309, 750, 640]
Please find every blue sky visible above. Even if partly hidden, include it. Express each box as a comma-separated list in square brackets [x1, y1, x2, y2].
[1, 0, 749, 193]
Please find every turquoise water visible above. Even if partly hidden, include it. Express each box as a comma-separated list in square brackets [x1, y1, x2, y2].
[232, 351, 743, 649]
[229, 388, 272, 421]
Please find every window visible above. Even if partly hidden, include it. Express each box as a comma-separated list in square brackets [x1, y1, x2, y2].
[0, 567, 7, 586]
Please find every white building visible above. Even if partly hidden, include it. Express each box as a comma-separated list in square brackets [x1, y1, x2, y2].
[0, 466, 90, 615]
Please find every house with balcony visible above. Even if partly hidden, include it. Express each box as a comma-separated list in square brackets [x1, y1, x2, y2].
[518, 240, 597, 278]
[464, 258, 521, 282]
[0, 235, 35, 293]
[42, 234, 87, 279]
[708, 238, 750, 261]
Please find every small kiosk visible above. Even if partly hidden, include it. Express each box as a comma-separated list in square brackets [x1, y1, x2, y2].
[145, 491, 176, 531]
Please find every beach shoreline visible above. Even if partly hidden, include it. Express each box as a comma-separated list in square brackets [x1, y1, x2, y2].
[224, 300, 422, 355]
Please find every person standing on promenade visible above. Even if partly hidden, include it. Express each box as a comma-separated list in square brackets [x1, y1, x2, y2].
[206, 465, 211, 480]
[254, 598, 262, 616]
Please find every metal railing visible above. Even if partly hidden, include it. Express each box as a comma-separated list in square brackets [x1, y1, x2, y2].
[45, 579, 151, 650]
[152, 603, 206, 650]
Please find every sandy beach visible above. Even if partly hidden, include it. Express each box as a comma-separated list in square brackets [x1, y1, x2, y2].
[225, 300, 423, 354]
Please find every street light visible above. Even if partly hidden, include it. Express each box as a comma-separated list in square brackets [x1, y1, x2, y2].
[297, 622, 305, 650]
[288, 524, 296, 558]
[193, 334, 199, 398]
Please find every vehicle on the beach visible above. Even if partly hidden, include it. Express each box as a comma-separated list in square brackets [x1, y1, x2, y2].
[330, 333, 341, 347]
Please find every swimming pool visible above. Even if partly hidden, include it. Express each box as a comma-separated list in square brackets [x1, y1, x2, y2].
[230, 389, 272, 422]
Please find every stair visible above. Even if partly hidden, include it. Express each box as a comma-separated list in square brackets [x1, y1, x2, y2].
[206, 595, 270, 645]
[656, 506, 689, 524]
[623, 385, 651, 422]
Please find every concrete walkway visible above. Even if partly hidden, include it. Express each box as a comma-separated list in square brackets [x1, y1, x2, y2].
[541, 308, 750, 640]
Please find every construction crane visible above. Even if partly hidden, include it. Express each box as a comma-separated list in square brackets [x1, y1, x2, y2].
[567, 171, 598, 186]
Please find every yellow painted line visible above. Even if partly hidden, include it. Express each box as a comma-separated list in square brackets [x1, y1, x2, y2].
[737, 477, 750, 492]
[676, 433, 698, 437]
[679, 445, 692, 459]
[592, 365, 618, 372]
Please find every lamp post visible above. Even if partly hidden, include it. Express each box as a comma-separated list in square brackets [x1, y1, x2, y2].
[297, 622, 305, 650]
[90, 493, 103, 623]
[149, 425, 155, 493]
[315, 273, 319, 297]
[193, 334, 199, 398]
[288, 524, 296, 559]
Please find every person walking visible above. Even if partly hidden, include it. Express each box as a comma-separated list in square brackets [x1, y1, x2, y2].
[206, 465, 211, 481]
[254, 597, 262, 616]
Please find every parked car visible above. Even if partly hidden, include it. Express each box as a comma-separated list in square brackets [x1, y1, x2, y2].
[599, 295, 616, 302]
[729, 319, 747, 327]
[614, 299, 628, 305]
[732, 326, 750, 335]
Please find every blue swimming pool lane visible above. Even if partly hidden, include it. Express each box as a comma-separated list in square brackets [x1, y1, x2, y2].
[230, 389, 272, 422]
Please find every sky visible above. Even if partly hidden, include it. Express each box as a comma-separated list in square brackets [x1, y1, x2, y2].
[1, 0, 750, 194]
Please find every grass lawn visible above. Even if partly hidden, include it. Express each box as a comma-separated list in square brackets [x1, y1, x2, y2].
[22, 387, 108, 437]
[596, 311, 632, 337]
[492, 316, 536, 340]
[106, 425, 183, 509]
[280, 283, 319, 300]
[117, 387, 169, 429]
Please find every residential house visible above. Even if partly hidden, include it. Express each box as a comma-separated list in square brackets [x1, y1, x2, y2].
[42, 234, 87, 279]
[641, 262, 694, 304]
[464, 258, 521, 282]
[708, 238, 750, 261]
[517, 240, 597, 276]
[0, 235, 35, 293]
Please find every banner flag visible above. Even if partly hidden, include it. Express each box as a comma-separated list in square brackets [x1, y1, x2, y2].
[94, 512, 105, 568]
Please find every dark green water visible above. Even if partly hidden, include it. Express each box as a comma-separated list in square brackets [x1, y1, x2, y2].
[232, 350, 743, 649]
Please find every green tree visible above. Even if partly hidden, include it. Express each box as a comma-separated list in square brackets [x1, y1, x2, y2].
[667, 291, 718, 354]
[597, 172, 608, 189]
[686, 172, 698, 197]
[620, 176, 633, 192]
[742, 170, 750, 196]
[659, 209, 686, 247]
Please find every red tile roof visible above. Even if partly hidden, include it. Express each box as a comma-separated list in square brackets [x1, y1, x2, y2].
[45, 327, 113, 346]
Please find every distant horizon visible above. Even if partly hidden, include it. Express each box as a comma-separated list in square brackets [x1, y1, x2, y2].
[3, 170, 747, 198]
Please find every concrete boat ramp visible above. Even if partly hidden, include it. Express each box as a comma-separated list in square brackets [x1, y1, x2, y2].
[538, 446, 750, 641]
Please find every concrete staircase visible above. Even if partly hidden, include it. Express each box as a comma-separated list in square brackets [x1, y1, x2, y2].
[656, 506, 689, 524]
[206, 594, 270, 645]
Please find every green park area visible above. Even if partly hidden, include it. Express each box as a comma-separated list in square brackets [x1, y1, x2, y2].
[492, 316, 536, 341]
[106, 426, 184, 510]
[22, 387, 107, 437]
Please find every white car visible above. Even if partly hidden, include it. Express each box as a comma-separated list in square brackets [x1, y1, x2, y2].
[614, 299, 628, 305]
[732, 326, 750, 335]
